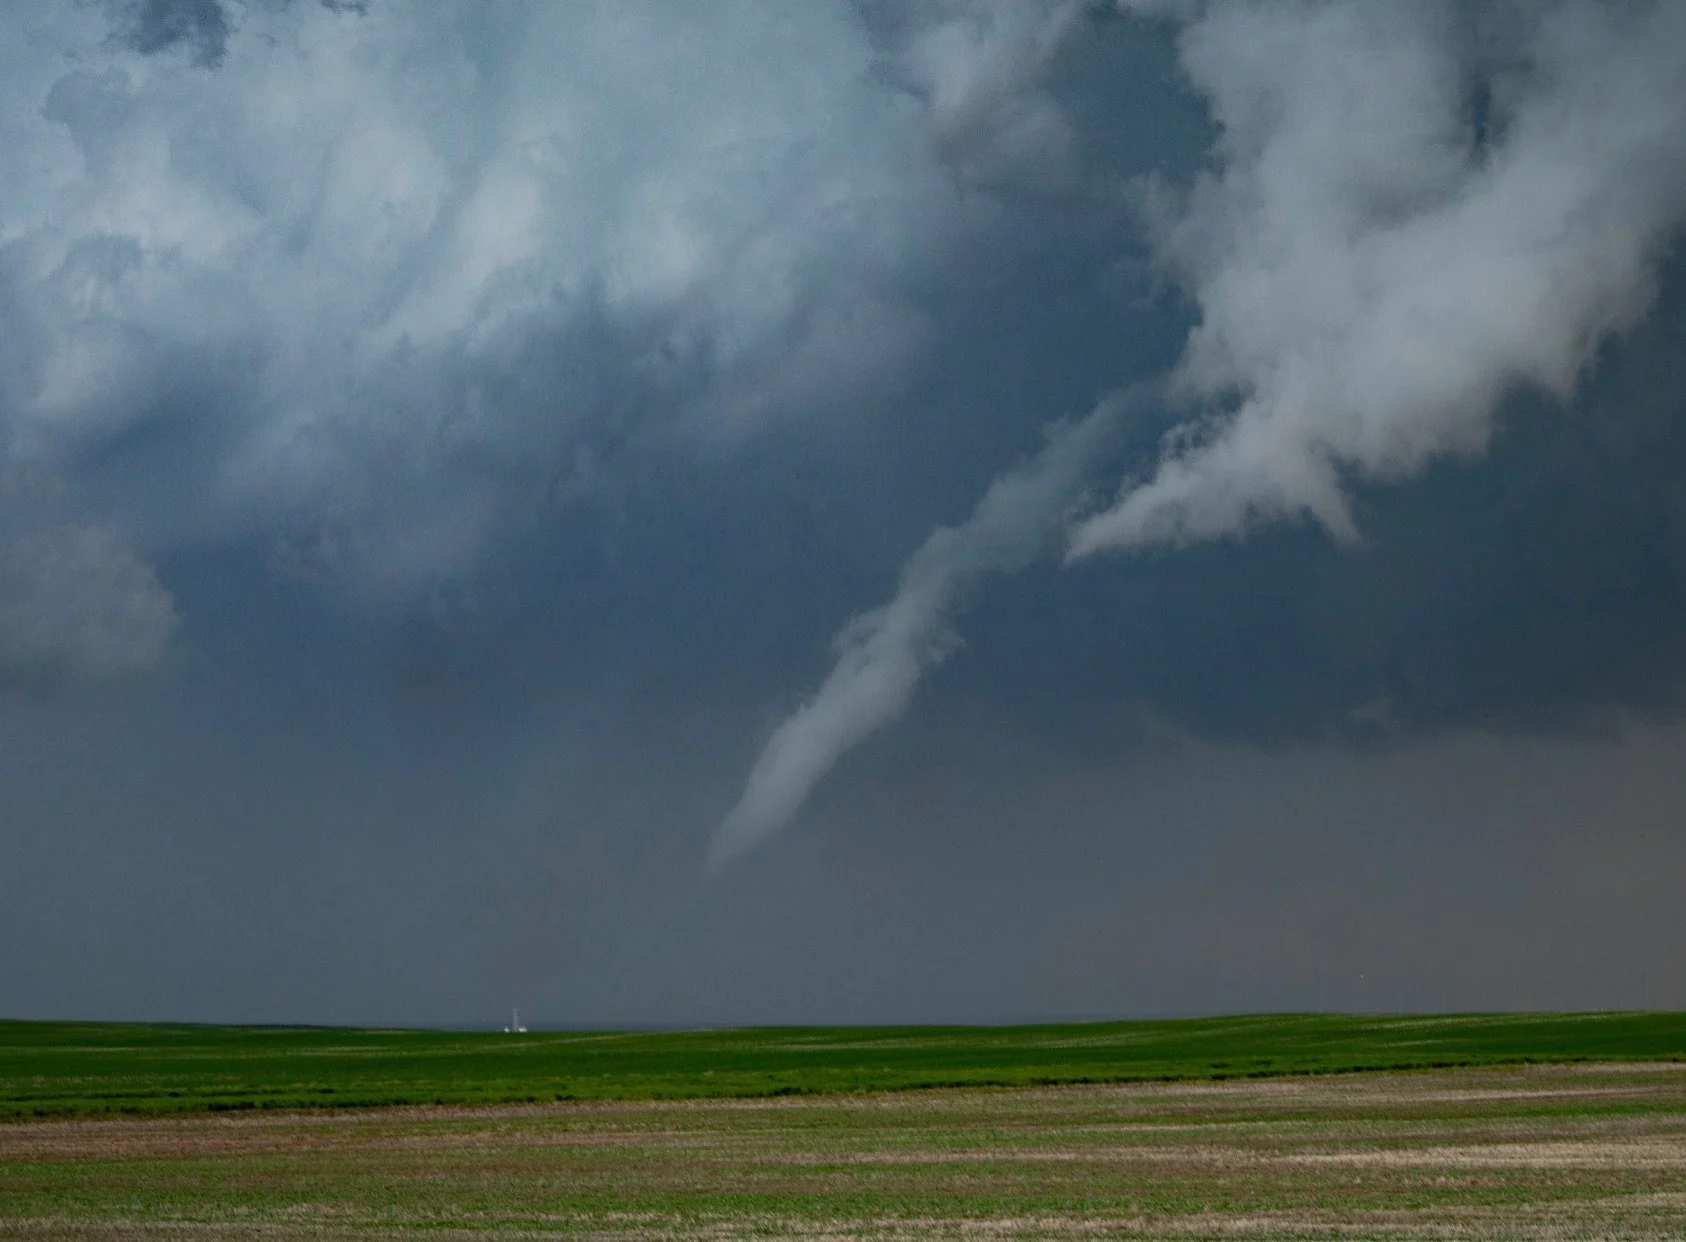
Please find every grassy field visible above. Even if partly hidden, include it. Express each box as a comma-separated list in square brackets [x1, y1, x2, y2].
[3, 1062, 1684, 1238]
[2, 1012, 1684, 1118]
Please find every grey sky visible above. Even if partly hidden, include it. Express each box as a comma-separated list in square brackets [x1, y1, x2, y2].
[1, 0, 1684, 1026]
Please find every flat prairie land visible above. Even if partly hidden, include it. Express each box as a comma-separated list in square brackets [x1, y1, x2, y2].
[4, 1063, 1686, 1239]
[4, 1012, 1685, 1117]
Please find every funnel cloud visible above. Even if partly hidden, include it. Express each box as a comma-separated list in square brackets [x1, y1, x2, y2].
[710, 390, 1142, 872]
[713, 0, 1686, 863]
[3, 0, 1686, 1025]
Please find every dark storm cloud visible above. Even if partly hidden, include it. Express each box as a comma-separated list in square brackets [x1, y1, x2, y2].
[114, 0, 371, 68]
[118, 0, 229, 67]
[950, 247, 1686, 745]
[2, 0, 1171, 673]
[716, 0, 1686, 857]
[3, 0, 1686, 1026]
[4, 0, 991, 600]
[0, 524, 176, 685]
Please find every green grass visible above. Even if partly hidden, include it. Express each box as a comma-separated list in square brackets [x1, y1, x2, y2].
[5, 1064, 1686, 1237]
[3, 1011, 1683, 1119]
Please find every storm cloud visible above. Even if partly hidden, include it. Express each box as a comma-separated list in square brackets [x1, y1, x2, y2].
[4, 0, 981, 596]
[1, 0, 1684, 1025]
[716, 0, 1686, 860]
[1074, 0, 1686, 554]
[710, 388, 1144, 871]
[0, 524, 176, 684]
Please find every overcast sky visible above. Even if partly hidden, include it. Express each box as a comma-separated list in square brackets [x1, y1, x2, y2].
[3, 0, 1685, 1027]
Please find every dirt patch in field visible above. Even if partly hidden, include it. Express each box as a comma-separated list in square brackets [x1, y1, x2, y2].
[1290, 1139, 1686, 1168]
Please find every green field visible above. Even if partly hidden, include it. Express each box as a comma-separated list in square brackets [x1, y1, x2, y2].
[4, 1063, 1685, 1238]
[4, 1012, 1684, 1119]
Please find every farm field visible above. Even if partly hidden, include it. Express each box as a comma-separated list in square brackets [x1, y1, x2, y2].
[2, 1062, 1684, 1238]
[4, 1012, 1685, 1118]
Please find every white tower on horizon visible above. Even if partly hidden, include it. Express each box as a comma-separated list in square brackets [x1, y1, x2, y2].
[503, 1007, 527, 1033]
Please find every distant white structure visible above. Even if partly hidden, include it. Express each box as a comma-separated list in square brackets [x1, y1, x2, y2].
[503, 1008, 527, 1033]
